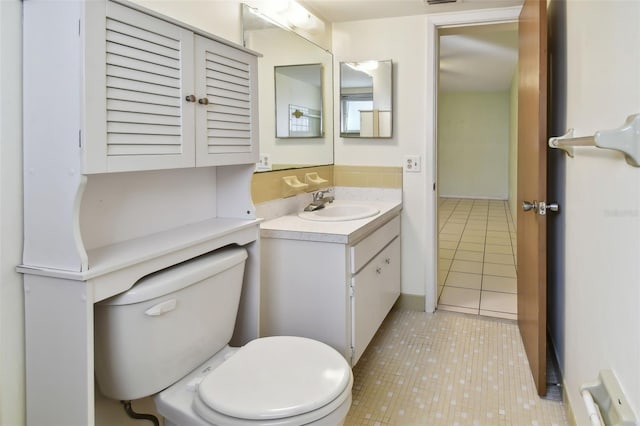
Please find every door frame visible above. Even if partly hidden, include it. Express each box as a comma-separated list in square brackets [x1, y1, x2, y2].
[424, 6, 522, 312]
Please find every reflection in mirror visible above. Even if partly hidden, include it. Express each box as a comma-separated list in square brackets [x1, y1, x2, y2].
[340, 60, 393, 138]
[275, 64, 323, 138]
[242, 5, 333, 172]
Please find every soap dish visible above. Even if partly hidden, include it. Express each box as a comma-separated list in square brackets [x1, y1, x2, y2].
[282, 176, 308, 197]
[304, 172, 328, 190]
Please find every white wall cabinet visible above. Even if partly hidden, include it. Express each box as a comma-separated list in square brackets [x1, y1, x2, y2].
[20, 1, 261, 425]
[261, 215, 401, 365]
[25, 0, 258, 175]
[90, 1, 258, 172]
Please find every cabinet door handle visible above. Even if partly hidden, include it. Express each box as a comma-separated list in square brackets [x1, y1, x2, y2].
[198, 97, 209, 105]
[376, 267, 382, 274]
[385, 258, 391, 264]
[185, 94, 196, 102]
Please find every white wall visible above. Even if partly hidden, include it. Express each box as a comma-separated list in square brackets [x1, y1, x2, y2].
[438, 91, 510, 199]
[550, 0, 640, 423]
[0, 1, 25, 425]
[130, 0, 243, 43]
[333, 16, 428, 297]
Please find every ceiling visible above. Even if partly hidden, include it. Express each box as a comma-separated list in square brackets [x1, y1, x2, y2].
[297, 0, 520, 92]
[439, 23, 518, 92]
[298, 0, 522, 23]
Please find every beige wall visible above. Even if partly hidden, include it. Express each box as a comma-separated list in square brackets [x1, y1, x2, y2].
[438, 91, 510, 199]
[0, 1, 25, 425]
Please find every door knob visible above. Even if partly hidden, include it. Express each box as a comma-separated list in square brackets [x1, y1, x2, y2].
[522, 200, 538, 212]
[198, 97, 209, 105]
[185, 94, 196, 102]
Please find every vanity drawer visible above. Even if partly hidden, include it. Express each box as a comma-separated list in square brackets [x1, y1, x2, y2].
[350, 215, 400, 274]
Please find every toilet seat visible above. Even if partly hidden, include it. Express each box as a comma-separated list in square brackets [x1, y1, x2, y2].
[193, 336, 353, 425]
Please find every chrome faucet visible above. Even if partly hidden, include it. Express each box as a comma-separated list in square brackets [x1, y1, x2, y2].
[304, 189, 334, 211]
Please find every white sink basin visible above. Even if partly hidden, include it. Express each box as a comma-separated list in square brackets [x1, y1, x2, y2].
[298, 203, 380, 221]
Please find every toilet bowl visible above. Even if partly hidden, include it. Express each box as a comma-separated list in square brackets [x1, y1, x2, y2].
[156, 337, 353, 426]
[94, 246, 353, 426]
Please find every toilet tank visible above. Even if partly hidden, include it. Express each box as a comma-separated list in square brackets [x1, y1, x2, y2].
[94, 246, 248, 401]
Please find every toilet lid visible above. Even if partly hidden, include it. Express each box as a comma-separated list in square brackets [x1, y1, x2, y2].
[196, 336, 351, 421]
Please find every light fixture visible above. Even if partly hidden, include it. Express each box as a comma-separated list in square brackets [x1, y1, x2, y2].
[286, 1, 312, 28]
[248, 0, 324, 33]
[346, 61, 379, 74]
[424, 0, 457, 4]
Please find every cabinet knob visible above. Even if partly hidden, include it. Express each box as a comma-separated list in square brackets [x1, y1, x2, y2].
[385, 258, 391, 264]
[198, 97, 210, 105]
[185, 94, 196, 102]
[376, 267, 382, 274]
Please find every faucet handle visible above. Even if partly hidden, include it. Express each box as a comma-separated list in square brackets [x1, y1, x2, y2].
[313, 188, 331, 201]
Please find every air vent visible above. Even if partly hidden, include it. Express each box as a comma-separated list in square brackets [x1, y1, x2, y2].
[425, 0, 457, 4]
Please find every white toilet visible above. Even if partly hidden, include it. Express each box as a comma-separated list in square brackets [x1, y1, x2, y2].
[94, 246, 353, 426]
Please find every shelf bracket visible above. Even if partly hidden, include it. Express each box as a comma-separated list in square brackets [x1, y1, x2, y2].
[548, 114, 640, 167]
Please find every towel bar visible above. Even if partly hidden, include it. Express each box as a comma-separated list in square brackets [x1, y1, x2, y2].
[548, 114, 640, 167]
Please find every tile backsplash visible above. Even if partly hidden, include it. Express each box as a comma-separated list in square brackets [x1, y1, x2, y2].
[251, 165, 402, 205]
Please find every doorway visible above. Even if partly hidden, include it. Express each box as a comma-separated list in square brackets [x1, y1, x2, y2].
[435, 24, 519, 319]
[423, 7, 521, 314]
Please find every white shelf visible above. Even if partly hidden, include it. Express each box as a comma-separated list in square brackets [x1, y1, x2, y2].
[20, 217, 261, 302]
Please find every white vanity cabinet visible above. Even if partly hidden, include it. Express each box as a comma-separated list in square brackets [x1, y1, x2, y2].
[261, 214, 401, 366]
[350, 217, 401, 363]
[25, 0, 258, 175]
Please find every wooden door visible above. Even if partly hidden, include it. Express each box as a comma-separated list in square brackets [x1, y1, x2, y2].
[517, 0, 548, 396]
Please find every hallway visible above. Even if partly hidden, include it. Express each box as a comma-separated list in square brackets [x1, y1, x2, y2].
[437, 198, 517, 320]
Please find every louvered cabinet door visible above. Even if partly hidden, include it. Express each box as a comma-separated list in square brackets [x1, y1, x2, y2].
[194, 36, 259, 167]
[85, 2, 196, 173]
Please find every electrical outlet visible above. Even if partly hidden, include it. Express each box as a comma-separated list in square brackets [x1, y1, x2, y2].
[256, 153, 272, 171]
[404, 155, 421, 172]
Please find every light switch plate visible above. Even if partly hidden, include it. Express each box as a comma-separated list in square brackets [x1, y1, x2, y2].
[404, 155, 421, 172]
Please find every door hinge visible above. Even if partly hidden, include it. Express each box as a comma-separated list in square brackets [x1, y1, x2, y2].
[349, 283, 354, 298]
[350, 346, 355, 363]
[78, 19, 81, 36]
[78, 130, 82, 148]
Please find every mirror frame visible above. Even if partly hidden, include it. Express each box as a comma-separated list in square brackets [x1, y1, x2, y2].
[274, 63, 324, 139]
[339, 60, 393, 139]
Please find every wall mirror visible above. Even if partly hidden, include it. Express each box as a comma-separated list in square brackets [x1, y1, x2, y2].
[242, 4, 333, 172]
[275, 64, 323, 138]
[340, 60, 393, 138]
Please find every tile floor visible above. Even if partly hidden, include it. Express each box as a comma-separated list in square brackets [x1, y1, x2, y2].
[345, 308, 568, 425]
[437, 198, 518, 320]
